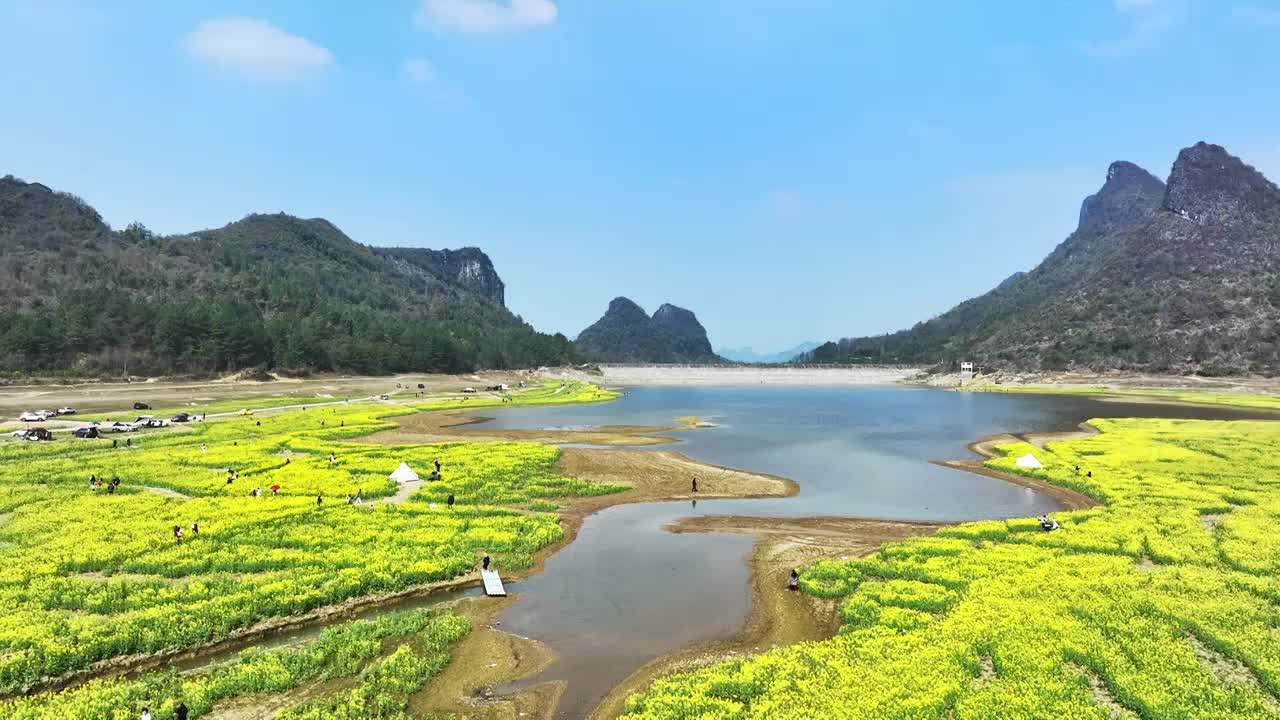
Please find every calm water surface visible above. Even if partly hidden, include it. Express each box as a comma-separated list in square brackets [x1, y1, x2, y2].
[479, 385, 1273, 717]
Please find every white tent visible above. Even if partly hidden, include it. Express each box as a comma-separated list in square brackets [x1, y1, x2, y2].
[390, 462, 420, 484]
[1015, 453, 1044, 469]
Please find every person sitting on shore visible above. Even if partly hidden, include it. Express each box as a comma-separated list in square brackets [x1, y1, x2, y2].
[789, 569, 800, 591]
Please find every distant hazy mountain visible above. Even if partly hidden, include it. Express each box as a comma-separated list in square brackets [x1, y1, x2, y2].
[576, 297, 722, 363]
[0, 175, 577, 376]
[718, 342, 822, 364]
[801, 142, 1280, 376]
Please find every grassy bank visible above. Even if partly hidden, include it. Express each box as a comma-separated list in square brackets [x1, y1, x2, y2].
[959, 382, 1280, 411]
[624, 417, 1280, 718]
[1, 608, 470, 720]
[0, 382, 620, 699]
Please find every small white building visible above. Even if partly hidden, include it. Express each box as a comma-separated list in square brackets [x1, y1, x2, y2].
[960, 361, 975, 375]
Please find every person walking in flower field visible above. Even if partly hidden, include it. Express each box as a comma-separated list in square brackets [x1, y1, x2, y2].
[173, 525, 183, 544]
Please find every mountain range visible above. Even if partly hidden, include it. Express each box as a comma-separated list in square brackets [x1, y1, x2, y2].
[718, 342, 821, 364]
[575, 298, 722, 363]
[0, 175, 576, 376]
[801, 142, 1280, 376]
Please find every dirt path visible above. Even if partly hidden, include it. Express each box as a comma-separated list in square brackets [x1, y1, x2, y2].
[140, 485, 191, 500]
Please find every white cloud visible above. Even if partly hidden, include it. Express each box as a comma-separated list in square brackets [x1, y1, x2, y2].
[185, 17, 333, 82]
[402, 57, 439, 87]
[1234, 2, 1280, 29]
[414, 0, 558, 34]
[1083, 0, 1181, 58]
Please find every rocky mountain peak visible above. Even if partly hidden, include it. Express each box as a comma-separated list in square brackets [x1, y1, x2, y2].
[575, 298, 720, 363]
[1162, 142, 1280, 227]
[604, 296, 650, 322]
[1077, 161, 1165, 234]
[651, 303, 706, 340]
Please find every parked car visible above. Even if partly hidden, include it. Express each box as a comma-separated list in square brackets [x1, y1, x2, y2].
[133, 402, 150, 410]
[417, 383, 426, 389]
[18, 412, 44, 422]
[139, 418, 168, 428]
[108, 422, 135, 433]
[461, 387, 477, 394]
[171, 413, 190, 423]
[18, 428, 53, 441]
[73, 427, 99, 439]
[380, 394, 390, 400]
[57, 407, 77, 415]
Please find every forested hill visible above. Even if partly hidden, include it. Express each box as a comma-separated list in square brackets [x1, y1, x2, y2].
[0, 175, 576, 376]
[575, 297, 722, 363]
[802, 142, 1280, 376]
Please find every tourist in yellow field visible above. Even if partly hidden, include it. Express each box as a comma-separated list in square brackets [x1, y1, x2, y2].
[190, 522, 198, 536]
[140, 707, 152, 720]
[316, 495, 323, 508]
[173, 525, 183, 544]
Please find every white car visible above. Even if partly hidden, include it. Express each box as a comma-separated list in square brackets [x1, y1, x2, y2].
[57, 407, 76, 415]
[461, 387, 477, 394]
[18, 412, 44, 422]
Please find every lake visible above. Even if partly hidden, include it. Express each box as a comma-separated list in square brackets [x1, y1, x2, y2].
[476, 385, 1274, 718]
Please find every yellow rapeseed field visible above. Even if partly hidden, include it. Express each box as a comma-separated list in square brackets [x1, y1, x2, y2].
[0, 382, 621, 701]
[625, 417, 1280, 719]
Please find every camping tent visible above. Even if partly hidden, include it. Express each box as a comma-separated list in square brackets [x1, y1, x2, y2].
[1015, 453, 1043, 469]
[390, 462, 420, 484]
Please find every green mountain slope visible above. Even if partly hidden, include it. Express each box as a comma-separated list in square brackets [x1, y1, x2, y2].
[804, 142, 1280, 376]
[0, 176, 575, 376]
[575, 297, 722, 363]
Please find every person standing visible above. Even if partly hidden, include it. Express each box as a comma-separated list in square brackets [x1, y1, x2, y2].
[174, 702, 189, 720]
[434, 458, 441, 474]
[140, 707, 152, 720]
[190, 522, 199, 536]
[173, 526, 183, 543]
[692, 477, 698, 493]
[789, 569, 800, 591]
[317, 495, 323, 508]
[447, 494, 455, 509]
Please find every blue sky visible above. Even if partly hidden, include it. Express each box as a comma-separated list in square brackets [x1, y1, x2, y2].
[2, 1, 1279, 351]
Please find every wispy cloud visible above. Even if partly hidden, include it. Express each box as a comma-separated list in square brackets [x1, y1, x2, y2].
[1083, 0, 1181, 58]
[1234, 2, 1280, 29]
[401, 57, 468, 105]
[765, 188, 816, 219]
[414, 0, 558, 34]
[184, 17, 333, 82]
[402, 57, 439, 87]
